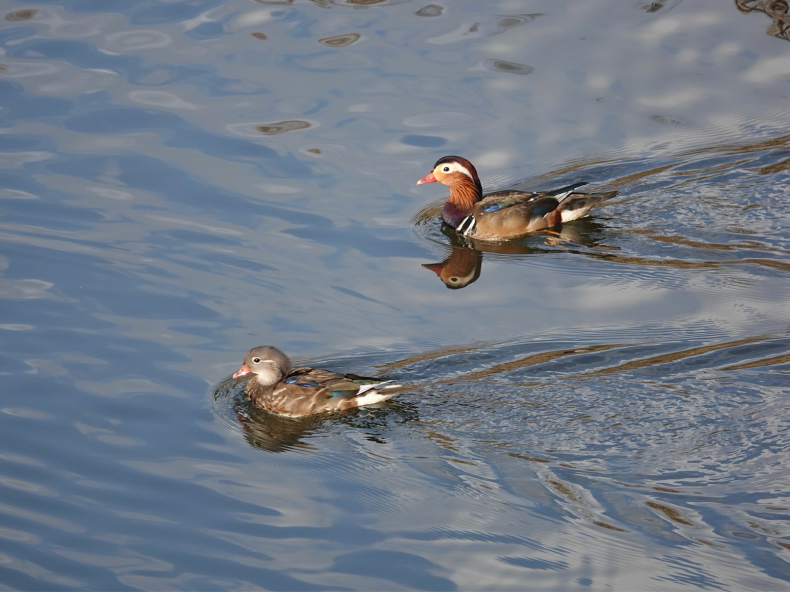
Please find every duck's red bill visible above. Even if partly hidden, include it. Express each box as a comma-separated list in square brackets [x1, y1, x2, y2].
[233, 364, 251, 379]
[417, 172, 436, 185]
[422, 263, 443, 276]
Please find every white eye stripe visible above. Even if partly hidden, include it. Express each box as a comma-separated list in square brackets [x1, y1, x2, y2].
[456, 165, 473, 179]
[438, 162, 473, 180]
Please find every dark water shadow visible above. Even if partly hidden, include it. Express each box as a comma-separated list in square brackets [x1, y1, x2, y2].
[373, 330, 790, 553]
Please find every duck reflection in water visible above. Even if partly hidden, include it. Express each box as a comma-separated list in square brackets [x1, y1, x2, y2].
[423, 244, 483, 289]
[735, 0, 790, 42]
[229, 392, 419, 453]
[422, 218, 614, 289]
[236, 400, 325, 453]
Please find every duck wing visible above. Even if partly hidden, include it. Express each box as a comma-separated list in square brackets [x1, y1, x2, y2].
[459, 195, 562, 237]
[477, 190, 541, 211]
[461, 183, 614, 239]
[281, 367, 393, 397]
[259, 367, 401, 416]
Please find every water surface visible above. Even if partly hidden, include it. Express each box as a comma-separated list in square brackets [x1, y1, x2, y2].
[1, 0, 790, 589]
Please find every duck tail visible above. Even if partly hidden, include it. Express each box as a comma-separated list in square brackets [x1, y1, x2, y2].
[557, 189, 618, 222]
[354, 381, 407, 406]
[559, 189, 618, 209]
[547, 181, 588, 200]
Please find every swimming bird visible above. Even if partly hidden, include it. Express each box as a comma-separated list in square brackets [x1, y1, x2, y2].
[417, 155, 618, 240]
[233, 346, 404, 417]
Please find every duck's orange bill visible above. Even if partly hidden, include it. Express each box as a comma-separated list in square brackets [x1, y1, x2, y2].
[233, 364, 251, 378]
[417, 172, 436, 185]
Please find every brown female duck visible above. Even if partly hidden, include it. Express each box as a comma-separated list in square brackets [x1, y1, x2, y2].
[417, 155, 618, 240]
[233, 346, 404, 417]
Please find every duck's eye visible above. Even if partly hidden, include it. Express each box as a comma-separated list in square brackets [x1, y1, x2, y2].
[442, 166, 450, 172]
[252, 357, 261, 364]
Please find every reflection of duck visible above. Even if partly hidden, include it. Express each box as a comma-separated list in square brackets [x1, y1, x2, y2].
[736, 0, 790, 42]
[423, 245, 482, 289]
[421, 217, 616, 289]
[237, 402, 326, 453]
[233, 346, 406, 417]
[417, 156, 618, 240]
[230, 393, 420, 453]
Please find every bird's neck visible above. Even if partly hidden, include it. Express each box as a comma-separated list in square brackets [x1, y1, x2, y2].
[442, 178, 482, 227]
[246, 380, 275, 407]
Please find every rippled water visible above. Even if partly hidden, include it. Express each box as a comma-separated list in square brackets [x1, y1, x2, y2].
[1, 0, 790, 589]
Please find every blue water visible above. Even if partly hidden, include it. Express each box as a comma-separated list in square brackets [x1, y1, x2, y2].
[1, 0, 790, 589]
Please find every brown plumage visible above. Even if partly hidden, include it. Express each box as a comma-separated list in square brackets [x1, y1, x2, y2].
[417, 155, 618, 240]
[232, 346, 405, 417]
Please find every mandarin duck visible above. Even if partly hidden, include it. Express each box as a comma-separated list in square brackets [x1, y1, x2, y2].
[417, 156, 618, 240]
[233, 346, 404, 417]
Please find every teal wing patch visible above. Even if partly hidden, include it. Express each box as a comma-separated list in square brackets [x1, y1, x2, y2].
[330, 390, 354, 398]
[327, 377, 367, 398]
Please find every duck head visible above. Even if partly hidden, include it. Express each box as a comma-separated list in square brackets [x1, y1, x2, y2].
[417, 156, 483, 227]
[233, 345, 292, 386]
[417, 156, 482, 195]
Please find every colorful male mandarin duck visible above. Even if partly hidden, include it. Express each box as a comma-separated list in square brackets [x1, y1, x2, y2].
[233, 346, 404, 417]
[417, 156, 618, 240]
